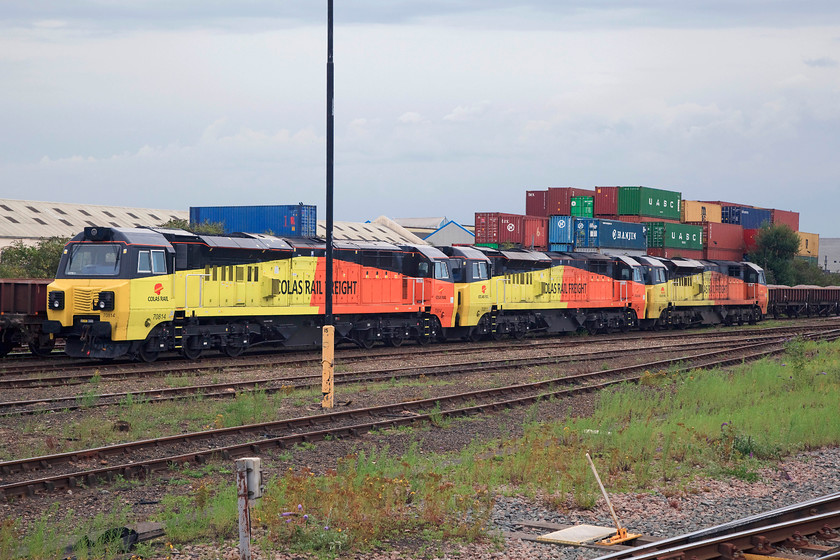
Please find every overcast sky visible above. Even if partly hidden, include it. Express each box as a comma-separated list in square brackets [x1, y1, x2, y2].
[2, 1, 839, 237]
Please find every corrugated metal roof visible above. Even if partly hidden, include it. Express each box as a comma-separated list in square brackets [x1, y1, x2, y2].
[0, 198, 187, 241]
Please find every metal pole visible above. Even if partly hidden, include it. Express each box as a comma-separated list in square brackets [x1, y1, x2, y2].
[236, 459, 251, 560]
[322, 0, 336, 410]
[325, 0, 334, 326]
[585, 452, 621, 533]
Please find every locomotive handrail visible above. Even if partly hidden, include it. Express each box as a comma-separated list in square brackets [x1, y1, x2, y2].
[184, 273, 210, 310]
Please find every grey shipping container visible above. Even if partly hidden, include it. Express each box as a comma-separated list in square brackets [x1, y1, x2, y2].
[189, 205, 317, 236]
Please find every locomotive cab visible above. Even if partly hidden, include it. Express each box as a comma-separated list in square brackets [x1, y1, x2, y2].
[44, 227, 177, 358]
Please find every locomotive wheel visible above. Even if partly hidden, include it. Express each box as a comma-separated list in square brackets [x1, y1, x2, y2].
[354, 332, 375, 349]
[138, 346, 160, 363]
[385, 331, 405, 347]
[181, 343, 203, 361]
[513, 326, 526, 340]
[222, 345, 245, 357]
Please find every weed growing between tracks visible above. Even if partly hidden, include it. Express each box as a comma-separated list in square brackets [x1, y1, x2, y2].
[4, 339, 839, 558]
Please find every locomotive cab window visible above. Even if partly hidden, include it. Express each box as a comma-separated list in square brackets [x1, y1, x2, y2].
[434, 261, 450, 280]
[137, 250, 167, 275]
[64, 244, 122, 276]
[472, 261, 489, 281]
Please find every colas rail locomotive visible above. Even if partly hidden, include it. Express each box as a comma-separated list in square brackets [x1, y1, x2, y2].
[42, 226, 769, 361]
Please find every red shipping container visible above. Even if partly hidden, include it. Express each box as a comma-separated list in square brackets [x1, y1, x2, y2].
[522, 216, 549, 249]
[546, 187, 596, 216]
[743, 228, 759, 253]
[686, 222, 744, 251]
[474, 212, 525, 245]
[526, 190, 547, 217]
[594, 186, 619, 216]
[704, 248, 745, 261]
[770, 209, 799, 231]
[619, 215, 680, 224]
[647, 248, 705, 259]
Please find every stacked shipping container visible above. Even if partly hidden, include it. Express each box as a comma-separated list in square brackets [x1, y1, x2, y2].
[570, 196, 594, 217]
[594, 187, 619, 217]
[617, 186, 682, 220]
[690, 222, 745, 261]
[548, 216, 647, 254]
[474, 212, 548, 249]
[681, 200, 722, 223]
[770, 209, 800, 231]
[721, 206, 772, 229]
[796, 232, 819, 261]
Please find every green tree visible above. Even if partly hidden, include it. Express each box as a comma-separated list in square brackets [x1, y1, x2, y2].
[0, 237, 70, 278]
[747, 224, 800, 285]
[791, 259, 840, 286]
[158, 218, 225, 235]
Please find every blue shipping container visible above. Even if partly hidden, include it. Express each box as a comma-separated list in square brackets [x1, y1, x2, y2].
[189, 205, 317, 237]
[548, 216, 574, 244]
[549, 243, 574, 252]
[721, 206, 771, 230]
[573, 218, 598, 248]
[596, 220, 647, 250]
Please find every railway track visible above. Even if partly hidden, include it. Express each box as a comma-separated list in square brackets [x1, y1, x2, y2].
[0, 320, 834, 389]
[595, 492, 840, 560]
[0, 330, 814, 415]
[2, 328, 836, 501]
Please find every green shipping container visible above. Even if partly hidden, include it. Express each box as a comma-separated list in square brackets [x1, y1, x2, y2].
[646, 222, 704, 250]
[570, 196, 594, 217]
[617, 186, 682, 220]
[476, 242, 499, 249]
[795, 255, 818, 266]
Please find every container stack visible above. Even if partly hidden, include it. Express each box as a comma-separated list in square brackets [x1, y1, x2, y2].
[514, 187, 815, 265]
[189, 204, 317, 236]
[474, 212, 548, 250]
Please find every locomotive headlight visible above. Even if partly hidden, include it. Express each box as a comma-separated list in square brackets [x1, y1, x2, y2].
[94, 291, 115, 311]
[48, 291, 65, 310]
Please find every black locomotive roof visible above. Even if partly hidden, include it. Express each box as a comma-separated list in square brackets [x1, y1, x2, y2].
[76, 227, 174, 248]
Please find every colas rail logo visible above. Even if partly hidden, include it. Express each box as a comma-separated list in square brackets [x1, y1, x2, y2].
[154, 283, 164, 295]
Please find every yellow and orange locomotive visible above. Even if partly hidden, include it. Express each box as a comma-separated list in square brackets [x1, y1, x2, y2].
[44, 226, 767, 360]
